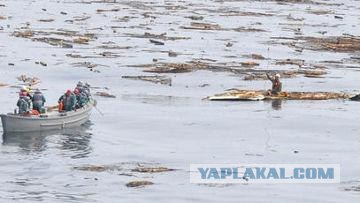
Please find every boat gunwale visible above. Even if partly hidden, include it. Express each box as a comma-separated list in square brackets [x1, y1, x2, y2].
[0, 100, 95, 121]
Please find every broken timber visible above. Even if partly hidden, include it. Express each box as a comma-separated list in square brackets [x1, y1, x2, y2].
[207, 89, 350, 101]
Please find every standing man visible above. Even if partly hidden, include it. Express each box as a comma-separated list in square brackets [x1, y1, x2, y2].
[266, 73, 282, 95]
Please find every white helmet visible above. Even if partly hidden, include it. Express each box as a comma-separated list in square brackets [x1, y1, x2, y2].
[275, 74, 281, 78]
[21, 86, 28, 91]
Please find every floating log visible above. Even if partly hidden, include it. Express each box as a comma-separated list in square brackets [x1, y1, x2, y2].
[207, 89, 350, 101]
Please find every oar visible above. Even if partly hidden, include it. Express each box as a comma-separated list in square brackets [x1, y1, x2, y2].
[94, 105, 104, 116]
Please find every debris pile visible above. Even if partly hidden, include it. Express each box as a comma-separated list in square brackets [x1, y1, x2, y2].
[122, 75, 172, 86]
[124, 32, 190, 41]
[16, 75, 40, 86]
[132, 166, 175, 173]
[300, 36, 360, 52]
[12, 29, 96, 48]
[126, 180, 154, 188]
[208, 89, 350, 101]
[95, 92, 116, 98]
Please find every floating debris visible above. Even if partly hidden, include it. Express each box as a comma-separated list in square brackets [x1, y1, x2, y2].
[95, 92, 116, 98]
[96, 8, 120, 13]
[233, 27, 266, 32]
[141, 63, 195, 73]
[225, 42, 233, 47]
[12, 30, 34, 38]
[293, 36, 360, 52]
[124, 32, 190, 41]
[126, 180, 154, 188]
[132, 166, 175, 173]
[122, 75, 172, 86]
[73, 15, 91, 21]
[181, 22, 221, 30]
[242, 53, 266, 60]
[185, 15, 204, 20]
[207, 89, 350, 101]
[16, 75, 40, 86]
[96, 45, 132, 50]
[0, 82, 8, 87]
[240, 61, 259, 67]
[149, 39, 164, 45]
[219, 11, 273, 17]
[12, 29, 96, 48]
[275, 59, 305, 67]
[73, 37, 90, 44]
[38, 18, 55, 22]
[344, 185, 360, 192]
[74, 165, 107, 172]
[35, 61, 47, 66]
[168, 51, 178, 57]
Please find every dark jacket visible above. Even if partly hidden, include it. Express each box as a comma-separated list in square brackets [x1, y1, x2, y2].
[17, 96, 31, 114]
[266, 74, 282, 94]
[59, 93, 77, 111]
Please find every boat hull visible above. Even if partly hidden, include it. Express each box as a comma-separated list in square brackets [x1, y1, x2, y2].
[1, 100, 95, 133]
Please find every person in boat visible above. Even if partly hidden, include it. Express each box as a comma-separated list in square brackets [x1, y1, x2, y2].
[266, 73, 282, 95]
[32, 89, 46, 114]
[74, 88, 88, 108]
[83, 83, 91, 98]
[76, 81, 91, 99]
[17, 91, 32, 115]
[58, 90, 77, 112]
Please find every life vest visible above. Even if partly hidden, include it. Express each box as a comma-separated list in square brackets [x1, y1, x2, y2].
[58, 101, 64, 112]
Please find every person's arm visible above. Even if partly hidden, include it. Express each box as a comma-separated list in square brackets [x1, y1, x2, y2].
[72, 95, 77, 109]
[266, 73, 274, 82]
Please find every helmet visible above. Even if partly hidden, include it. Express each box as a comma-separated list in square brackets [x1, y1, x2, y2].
[77, 81, 84, 87]
[66, 90, 72, 95]
[20, 86, 28, 92]
[275, 74, 281, 78]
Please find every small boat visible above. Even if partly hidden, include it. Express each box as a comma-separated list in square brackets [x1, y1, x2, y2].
[0, 99, 96, 133]
[207, 89, 350, 101]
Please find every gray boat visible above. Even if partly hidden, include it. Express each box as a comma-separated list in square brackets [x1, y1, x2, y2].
[0, 99, 96, 133]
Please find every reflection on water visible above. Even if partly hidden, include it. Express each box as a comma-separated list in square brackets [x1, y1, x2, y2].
[60, 129, 92, 159]
[2, 121, 93, 158]
[271, 100, 282, 110]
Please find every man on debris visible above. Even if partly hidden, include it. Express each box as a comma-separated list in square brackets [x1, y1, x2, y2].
[266, 73, 282, 95]
[32, 89, 46, 114]
[58, 90, 77, 112]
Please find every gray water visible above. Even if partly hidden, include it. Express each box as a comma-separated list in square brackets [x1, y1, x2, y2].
[0, 0, 360, 202]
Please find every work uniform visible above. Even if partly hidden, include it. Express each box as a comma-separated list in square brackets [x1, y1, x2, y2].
[32, 91, 46, 113]
[17, 96, 31, 114]
[59, 93, 77, 112]
[75, 92, 88, 108]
